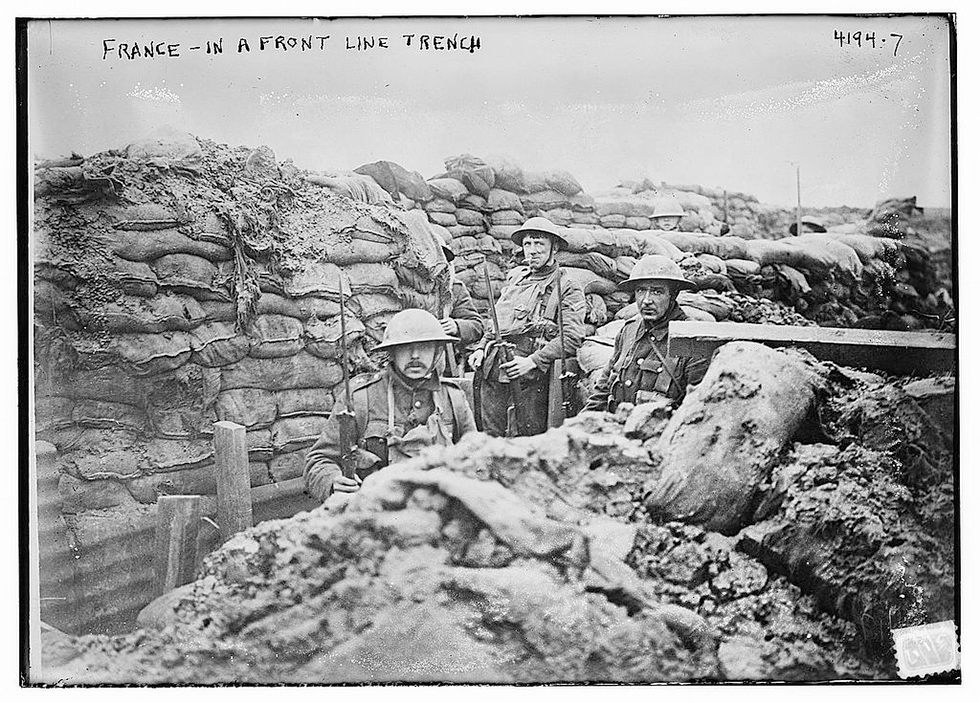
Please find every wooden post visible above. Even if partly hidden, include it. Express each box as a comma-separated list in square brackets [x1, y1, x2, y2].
[214, 421, 253, 541]
[722, 189, 728, 224]
[795, 165, 802, 237]
[154, 495, 202, 597]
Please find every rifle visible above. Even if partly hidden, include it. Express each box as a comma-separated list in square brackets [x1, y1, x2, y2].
[548, 266, 579, 427]
[483, 262, 519, 437]
[337, 281, 358, 480]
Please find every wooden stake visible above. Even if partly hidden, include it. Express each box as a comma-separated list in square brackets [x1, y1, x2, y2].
[214, 421, 253, 541]
[154, 495, 201, 597]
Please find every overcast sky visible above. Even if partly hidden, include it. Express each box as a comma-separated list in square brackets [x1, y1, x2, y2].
[26, 14, 952, 208]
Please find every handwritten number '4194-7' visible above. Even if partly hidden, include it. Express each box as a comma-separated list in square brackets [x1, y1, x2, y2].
[834, 30, 903, 57]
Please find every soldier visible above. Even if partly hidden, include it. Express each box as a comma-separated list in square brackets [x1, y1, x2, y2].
[584, 255, 708, 412]
[652, 198, 687, 232]
[468, 216, 586, 436]
[304, 308, 476, 502]
[437, 242, 485, 363]
[788, 215, 827, 235]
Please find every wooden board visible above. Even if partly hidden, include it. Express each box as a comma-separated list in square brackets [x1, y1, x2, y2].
[668, 321, 956, 375]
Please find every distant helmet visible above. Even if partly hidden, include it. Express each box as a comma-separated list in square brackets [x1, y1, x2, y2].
[375, 308, 458, 350]
[652, 198, 687, 219]
[789, 215, 827, 235]
[620, 254, 695, 291]
[509, 216, 569, 250]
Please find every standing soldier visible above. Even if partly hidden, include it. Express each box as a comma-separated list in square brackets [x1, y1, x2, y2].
[304, 308, 476, 502]
[468, 216, 586, 437]
[585, 255, 708, 412]
[651, 197, 687, 232]
[437, 242, 484, 368]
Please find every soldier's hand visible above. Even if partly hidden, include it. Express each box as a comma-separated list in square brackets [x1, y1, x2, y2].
[439, 318, 459, 336]
[468, 349, 485, 369]
[332, 474, 362, 494]
[501, 355, 537, 379]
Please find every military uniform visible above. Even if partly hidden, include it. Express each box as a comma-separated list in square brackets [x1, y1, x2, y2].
[304, 369, 476, 503]
[584, 304, 707, 412]
[477, 261, 586, 436]
[447, 278, 484, 348]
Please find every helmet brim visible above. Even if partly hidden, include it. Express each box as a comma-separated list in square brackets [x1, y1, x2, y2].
[619, 276, 696, 292]
[374, 333, 460, 351]
[509, 229, 568, 250]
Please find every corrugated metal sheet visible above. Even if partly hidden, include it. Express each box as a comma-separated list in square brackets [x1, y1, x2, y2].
[39, 458, 319, 635]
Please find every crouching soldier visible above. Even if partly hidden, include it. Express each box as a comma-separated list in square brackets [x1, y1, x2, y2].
[468, 216, 586, 436]
[585, 255, 708, 412]
[304, 308, 477, 502]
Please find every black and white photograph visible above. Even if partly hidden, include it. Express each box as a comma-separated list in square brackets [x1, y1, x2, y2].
[18, 7, 960, 687]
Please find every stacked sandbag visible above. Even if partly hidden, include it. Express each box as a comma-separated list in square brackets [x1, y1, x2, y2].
[399, 156, 947, 334]
[33, 135, 453, 633]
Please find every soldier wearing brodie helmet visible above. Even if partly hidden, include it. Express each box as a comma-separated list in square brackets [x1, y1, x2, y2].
[469, 216, 586, 436]
[304, 308, 476, 502]
[585, 255, 708, 412]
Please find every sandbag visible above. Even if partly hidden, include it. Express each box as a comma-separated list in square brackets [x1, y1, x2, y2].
[724, 259, 761, 277]
[354, 161, 432, 202]
[285, 262, 398, 297]
[789, 236, 863, 278]
[488, 225, 519, 241]
[677, 291, 733, 321]
[490, 210, 524, 226]
[624, 216, 651, 231]
[680, 306, 715, 322]
[216, 388, 278, 429]
[303, 314, 367, 360]
[109, 331, 193, 376]
[600, 214, 627, 229]
[62, 366, 146, 406]
[428, 211, 458, 228]
[544, 170, 583, 197]
[585, 293, 609, 326]
[247, 314, 305, 358]
[189, 321, 252, 367]
[125, 130, 202, 170]
[460, 194, 489, 212]
[74, 294, 208, 334]
[424, 198, 457, 214]
[56, 428, 145, 480]
[446, 224, 486, 239]
[645, 343, 825, 534]
[557, 251, 619, 280]
[450, 235, 501, 256]
[825, 233, 903, 265]
[695, 254, 727, 276]
[70, 399, 148, 433]
[594, 196, 656, 218]
[220, 352, 343, 392]
[303, 173, 393, 205]
[268, 449, 309, 482]
[427, 178, 469, 204]
[271, 415, 331, 453]
[487, 189, 524, 213]
[455, 209, 485, 228]
[520, 190, 571, 212]
[111, 229, 233, 263]
[743, 239, 801, 267]
[577, 337, 616, 375]
[561, 267, 618, 296]
[445, 155, 496, 198]
[275, 388, 335, 418]
[145, 437, 215, 473]
[152, 254, 229, 301]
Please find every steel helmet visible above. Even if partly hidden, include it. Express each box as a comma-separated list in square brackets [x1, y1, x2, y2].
[375, 308, 459, 350]
[652, 198, 687, 219]
[789, 215, 827, 235]
[509, 216, 569, 250]
[620, 254, 695, 291]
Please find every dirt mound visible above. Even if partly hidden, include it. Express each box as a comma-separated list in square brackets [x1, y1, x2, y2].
[42, 466, 716, 684]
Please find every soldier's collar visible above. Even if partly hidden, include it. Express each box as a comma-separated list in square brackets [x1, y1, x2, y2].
[639, 303, 683, 340]
[387, 366, 441, 393]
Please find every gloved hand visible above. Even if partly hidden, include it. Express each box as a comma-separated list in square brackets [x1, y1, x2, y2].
[439, 318, 459, 336]
[468, 348, 485, 369]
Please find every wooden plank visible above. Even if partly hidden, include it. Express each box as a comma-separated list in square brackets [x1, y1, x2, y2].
[668, 321, 956, 375]
[153, 495, 201, 597]
[214, 421, 253, 541]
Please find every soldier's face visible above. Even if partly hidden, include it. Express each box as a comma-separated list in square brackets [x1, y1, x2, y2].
[634, 282, 676, 323]
[522, 234, 555, 270]
[392, 342, 439, 379]
[655, 216, 681, 231]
